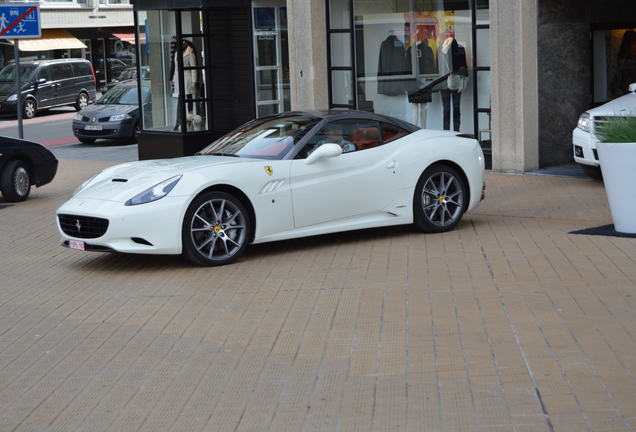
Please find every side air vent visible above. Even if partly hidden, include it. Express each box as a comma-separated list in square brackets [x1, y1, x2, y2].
[112, 178, 128, 182]
[131, 237, 153, 246]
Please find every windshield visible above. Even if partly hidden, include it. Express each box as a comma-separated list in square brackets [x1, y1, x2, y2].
[97, 86, 145, 105]
[0, 64, 36, 83]
[199, 115, 320, 159]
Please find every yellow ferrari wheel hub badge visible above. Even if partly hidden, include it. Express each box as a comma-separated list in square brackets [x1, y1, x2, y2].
[213, 226, 221, 233]
[438, 195, 446, 203]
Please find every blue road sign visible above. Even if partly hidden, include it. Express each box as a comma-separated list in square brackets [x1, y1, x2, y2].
[0, 4, 41, 39]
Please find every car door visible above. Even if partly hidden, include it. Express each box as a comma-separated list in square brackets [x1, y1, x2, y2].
[290, 119, 401, 228]
[33, 65, 55, 108]
[50, 63, 74, 105]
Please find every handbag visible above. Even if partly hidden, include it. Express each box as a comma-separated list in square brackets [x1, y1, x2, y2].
[447, 73, 468, 91]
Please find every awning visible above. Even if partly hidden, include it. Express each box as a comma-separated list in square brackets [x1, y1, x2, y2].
[9, 29, 87, 52]
[111, 32, 145, 45]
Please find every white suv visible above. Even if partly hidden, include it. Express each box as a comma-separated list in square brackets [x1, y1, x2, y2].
[573, 83, 636, 179]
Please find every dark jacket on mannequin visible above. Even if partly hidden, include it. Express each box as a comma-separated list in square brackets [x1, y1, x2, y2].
[377, 34, 411, 96]
[438, 37, 468, 76]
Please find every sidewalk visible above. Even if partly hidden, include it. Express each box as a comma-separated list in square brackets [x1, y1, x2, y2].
[0, 159, 634, 432]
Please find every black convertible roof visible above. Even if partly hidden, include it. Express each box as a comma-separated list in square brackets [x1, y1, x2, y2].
[267, 110, 420, 132]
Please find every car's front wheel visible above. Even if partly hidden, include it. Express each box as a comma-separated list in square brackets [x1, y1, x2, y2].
[413, 164, 467, 233]
[0, 160, 31, 202]
[23, 99, 36, 119]
[182, 191, 252, 266]
[76, 92, 89, 111]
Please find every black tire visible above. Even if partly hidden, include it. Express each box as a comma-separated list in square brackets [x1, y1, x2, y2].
[0, 160, 31, 202]
[23, 99, 36, 119]
[75, 92, 89, 111]
[582, 164, 603, 180]
[78, 138, 96, 144]
[182, 191, 252, 266]
[129, 122, 140, 143]
[413, 164, 468, 233]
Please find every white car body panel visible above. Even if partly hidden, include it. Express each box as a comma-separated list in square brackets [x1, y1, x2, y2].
[573, 90, 636, 167]
[57, 127, 485, 255]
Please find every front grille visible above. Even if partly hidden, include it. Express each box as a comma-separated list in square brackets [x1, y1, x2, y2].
[76, 129, 116, 136]
[81, 116, 90, 122]
[98, 117, 111, 123]
[58, 214, 109, 239]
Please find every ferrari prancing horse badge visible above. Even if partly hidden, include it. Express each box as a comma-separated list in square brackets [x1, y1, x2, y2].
[264, 166, 273, 176]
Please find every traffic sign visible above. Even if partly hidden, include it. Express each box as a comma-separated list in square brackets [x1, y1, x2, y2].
[0, 4, 41, 39]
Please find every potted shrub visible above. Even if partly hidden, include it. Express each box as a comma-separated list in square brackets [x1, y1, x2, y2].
[595, 115, 636, 234]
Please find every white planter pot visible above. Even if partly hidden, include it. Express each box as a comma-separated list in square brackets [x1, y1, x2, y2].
[597, 141, 636, 234]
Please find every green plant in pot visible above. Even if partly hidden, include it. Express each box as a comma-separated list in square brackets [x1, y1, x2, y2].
[594, 115, 636, 234]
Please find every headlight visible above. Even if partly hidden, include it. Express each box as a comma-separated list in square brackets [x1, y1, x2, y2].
[73, 113, 83, 121]
[125, 175, 182, 206]
[6, 94, 17, 102]
[577, 112, 592, 132]
[72, 173, 99, 197]
[109, 114, 132, 122]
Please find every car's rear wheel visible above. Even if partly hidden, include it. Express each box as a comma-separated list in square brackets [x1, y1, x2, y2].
[413, 164, 467, 233]
[0, 160, 31, 202]
[182, 191, 252, 266]
[76, 92, 89, 111]
[23, 99, 36, 119]
[582, 164, 603, 180]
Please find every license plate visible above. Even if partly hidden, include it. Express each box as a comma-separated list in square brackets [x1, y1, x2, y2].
[84, 125, 102, 131]
[69, 240, 85, 251]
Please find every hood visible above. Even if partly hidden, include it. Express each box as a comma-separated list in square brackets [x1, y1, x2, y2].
[587, 92, 636, 117]
[75, 155, 256, 202]
[79, 104, 137, 117]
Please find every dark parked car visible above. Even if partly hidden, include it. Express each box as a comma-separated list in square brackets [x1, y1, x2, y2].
[0, 136, 58, 202]
[0, 59, 97, 119]
[73, 80, 149, 144]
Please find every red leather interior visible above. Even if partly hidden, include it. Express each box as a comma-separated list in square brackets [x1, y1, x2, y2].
[382, 129, 408, 143]
[351, 127, 381, 150]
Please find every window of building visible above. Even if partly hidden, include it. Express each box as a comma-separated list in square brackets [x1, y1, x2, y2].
[137, 10, 208, 133]
[327, 0, 492, 161]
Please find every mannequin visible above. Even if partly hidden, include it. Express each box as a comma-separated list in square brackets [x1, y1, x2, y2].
[173, 40, 199, 131]
[377, 30, 410, 96]
[438, 33, 468, 131]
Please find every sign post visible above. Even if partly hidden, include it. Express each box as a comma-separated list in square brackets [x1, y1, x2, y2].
[0, 4, 41, 139]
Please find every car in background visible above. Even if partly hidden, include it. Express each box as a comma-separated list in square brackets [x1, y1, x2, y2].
[0, 136, 58, 202]
[0, 59, 96, 119]
[57, 110, 485, 266]
[106, 66, 150, 90]
[72, 80, 149, 144]
[573, 83, 636, 179]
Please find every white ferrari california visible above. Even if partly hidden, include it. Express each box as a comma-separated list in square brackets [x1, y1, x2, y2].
[56, 111, 485, 265]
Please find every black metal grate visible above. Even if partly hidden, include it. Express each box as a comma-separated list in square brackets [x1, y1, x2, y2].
[58, 214, 109, 239]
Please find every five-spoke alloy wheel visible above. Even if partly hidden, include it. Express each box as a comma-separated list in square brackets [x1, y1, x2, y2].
[182, 191, 252, 266]
[414, 164, 467, 233]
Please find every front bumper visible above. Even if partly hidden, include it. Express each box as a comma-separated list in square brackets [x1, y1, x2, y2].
[56, 196, 188, 255]
[572, 127, 600, 167]
[0, 100, 17, 114]
[73, 119, 135, 140]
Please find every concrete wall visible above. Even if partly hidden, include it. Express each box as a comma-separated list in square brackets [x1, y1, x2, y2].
[287, 0, 329, 111]
[490, 0, 539, 172]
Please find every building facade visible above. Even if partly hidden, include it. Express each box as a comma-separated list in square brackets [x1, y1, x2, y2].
[132, 0, 636, 173]
[0, 0, 135, 91]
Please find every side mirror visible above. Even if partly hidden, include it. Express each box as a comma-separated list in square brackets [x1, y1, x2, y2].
[629, 83, 636, 93]
[304, 143, 343, 165]
[37, 77, 47, 84]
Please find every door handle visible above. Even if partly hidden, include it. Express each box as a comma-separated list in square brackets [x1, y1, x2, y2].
[386, 160, 397, 170]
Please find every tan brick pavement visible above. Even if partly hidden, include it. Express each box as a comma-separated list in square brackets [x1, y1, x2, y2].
[0, 159, 635, 431]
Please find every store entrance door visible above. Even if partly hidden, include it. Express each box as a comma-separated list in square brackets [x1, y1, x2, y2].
[252, 4, 290, 118]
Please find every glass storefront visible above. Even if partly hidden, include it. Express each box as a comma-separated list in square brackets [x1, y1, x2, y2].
[593, 27, 636, 103]
[328, 0, 491, 153]
[136, 10, 208, 133]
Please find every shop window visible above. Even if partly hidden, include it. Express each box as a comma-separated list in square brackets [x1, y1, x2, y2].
[593, 28, 636, 103]
[137, 10, 208, 133]
[253, 2, 290, 117]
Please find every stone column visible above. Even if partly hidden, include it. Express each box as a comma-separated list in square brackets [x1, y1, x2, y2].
[490, 0, 539, 172]
[287, 0, 329, 111]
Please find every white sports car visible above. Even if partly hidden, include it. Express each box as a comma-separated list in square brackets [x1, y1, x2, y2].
[56, 111, 485, 265]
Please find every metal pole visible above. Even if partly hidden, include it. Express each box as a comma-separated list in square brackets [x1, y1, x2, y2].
[14, 39, 23, 139]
